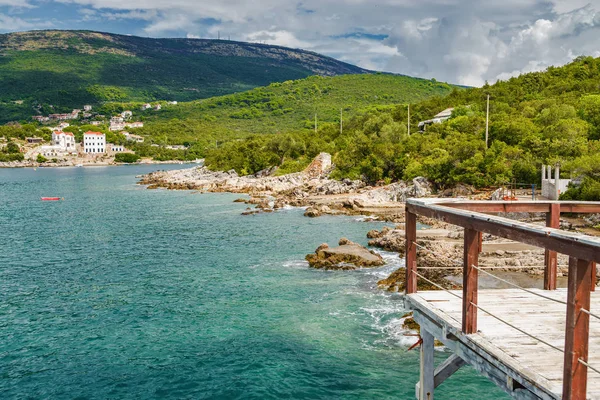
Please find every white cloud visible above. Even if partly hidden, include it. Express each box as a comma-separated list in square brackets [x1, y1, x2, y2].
[4, 0, 600, 85]
[0, 13, 52, 31]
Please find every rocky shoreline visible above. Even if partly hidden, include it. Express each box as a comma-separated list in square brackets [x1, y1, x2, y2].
[137, 152, 600, 294]
[138, 153, 432, 222]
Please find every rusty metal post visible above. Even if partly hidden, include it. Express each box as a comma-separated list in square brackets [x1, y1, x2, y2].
[544, 203, 560, 290]
[462, 228, 480, 334]
[562, 257, 593, 400]
[406, 209, 418, 294]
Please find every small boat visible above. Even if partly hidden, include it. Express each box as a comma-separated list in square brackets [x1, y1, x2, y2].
[76, 164, 83, 167]
[41, 197, 63, 201]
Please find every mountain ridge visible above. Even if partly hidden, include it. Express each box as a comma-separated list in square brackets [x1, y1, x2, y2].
[0, 29, 371, 122]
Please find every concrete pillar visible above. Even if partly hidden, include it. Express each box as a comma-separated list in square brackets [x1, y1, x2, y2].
[542, 164, 546, 181]
[547, 165, 552, 181]
[555, 164, 560, 200]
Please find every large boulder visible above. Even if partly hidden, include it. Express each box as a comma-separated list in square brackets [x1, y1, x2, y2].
[306, 238, 385, 270]
[303, 153, 333, 179]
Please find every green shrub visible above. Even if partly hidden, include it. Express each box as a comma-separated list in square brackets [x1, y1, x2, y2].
[36, 154, 47, 163]
[115, 153, 141, 163]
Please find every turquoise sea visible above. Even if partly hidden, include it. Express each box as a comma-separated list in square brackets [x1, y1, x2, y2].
[0, 165, 507, 399]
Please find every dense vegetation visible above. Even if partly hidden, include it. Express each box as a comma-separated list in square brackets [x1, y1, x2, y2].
[114, 153, 141, 163]
[106, 74, 454, 145]
[0, 30, 368, 123]
[202, 56, 600, 199]
[0, 140, 24, 162]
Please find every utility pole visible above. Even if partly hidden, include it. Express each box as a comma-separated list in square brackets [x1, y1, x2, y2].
[340, 108, 343, 134]
[407, 104, 411, 136]
[315, 114, 318, 133]
[485, 94, 490, 149]
[218, 31, 220, 40]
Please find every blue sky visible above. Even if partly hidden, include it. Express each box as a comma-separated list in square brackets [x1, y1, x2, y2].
[2, 0, 600, 86]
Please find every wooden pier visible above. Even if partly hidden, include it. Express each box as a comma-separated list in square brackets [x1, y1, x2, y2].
[404, 199, 600, 400]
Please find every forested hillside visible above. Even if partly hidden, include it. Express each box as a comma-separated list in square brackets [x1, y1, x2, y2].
[203, 56, 600, 199]
[0, 30, 368, 122]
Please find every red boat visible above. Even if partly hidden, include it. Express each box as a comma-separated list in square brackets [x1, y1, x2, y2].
[41, 197, 62, 201]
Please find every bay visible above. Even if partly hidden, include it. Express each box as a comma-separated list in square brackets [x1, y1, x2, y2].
[0, 165, 506, 399]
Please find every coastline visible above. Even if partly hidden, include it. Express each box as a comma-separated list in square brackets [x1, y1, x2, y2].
[0, 159, 198, 169]
[136, 156, 600, 296]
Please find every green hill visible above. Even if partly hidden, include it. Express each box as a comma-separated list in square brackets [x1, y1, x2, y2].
[126, 73, 455, 140]
[0, 30, 369, 123]
[199, 56, 600, 193]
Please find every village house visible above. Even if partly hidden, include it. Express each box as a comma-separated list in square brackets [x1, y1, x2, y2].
[110, 116, 124, 124]
[83, 112, 92, 118]
[167, 101, 178, 105]
[52, 131, 77, 154]
[154, 104, 162, 111]
[32, 116, 50, 123]
[123, 132, 144, 143]
[108, 143, 125, 153]
[126, 122, 144, 129]
[165, 145, 186, 150]
[83, 131, 106, 154]
[121, 110, 133, 119]
[84, 105, 93, 112]
[141, 103, 152, 110]
[26, 137, 44, 144]
[90, 121, 103, 126]
[109, 122, 126, 132]
[418, 108, 454, 131]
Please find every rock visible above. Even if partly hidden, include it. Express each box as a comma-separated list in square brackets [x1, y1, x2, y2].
[303, 152, 332, 179]
[411, 177, 432, 198]
[306, 240, 385, 270]
[304, 207, 321, 218]
[353, 199, 366, 208]
[241, 210, 260, 216]
[491, 188, 503, 201]
[316, 243, 329, 252]
[368, 229, 405, 253]
[367, 229, 383, 239]
[453, 184, 475, 197]
[233, 198, 248, 203]
[338, 237, 354, 246]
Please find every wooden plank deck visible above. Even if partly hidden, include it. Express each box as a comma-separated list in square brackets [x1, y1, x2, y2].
[405, 288, 600, 399]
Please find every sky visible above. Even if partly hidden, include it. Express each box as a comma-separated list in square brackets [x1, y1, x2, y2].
[1, 0, 600, 86]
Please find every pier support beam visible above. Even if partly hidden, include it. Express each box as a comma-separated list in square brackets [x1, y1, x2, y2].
[562, 257, 593, 400]
[419, 329, 435, 400]
[406, 209, 418, 294]
[463, 228, 480, 334]
[544, 203, 560, 290]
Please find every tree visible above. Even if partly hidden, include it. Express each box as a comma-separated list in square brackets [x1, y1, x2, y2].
[115, 153, 141, 163]
[36, 154, 47, 163]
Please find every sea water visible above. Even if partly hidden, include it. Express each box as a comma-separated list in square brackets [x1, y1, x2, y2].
[0, 166, 507, 399]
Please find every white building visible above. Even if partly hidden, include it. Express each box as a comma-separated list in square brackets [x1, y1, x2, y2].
[110, 116, 124, 124]
[90, 121, 102, 126]
[141, 103, 152, 110]
[52, 131, 76, 154]
[154, 104, 162, 111]
[109, 143, 125, 153]
[418, 108, 455, 131]
[84, 131, 106, 154]
[126, 122, 144, 129]
[123, 132, 144, 143]
[84, 105, 93, 112]
[121, 110, 133, 119]
[167, 101, 178, 105]
[109, 122, 126, 132]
